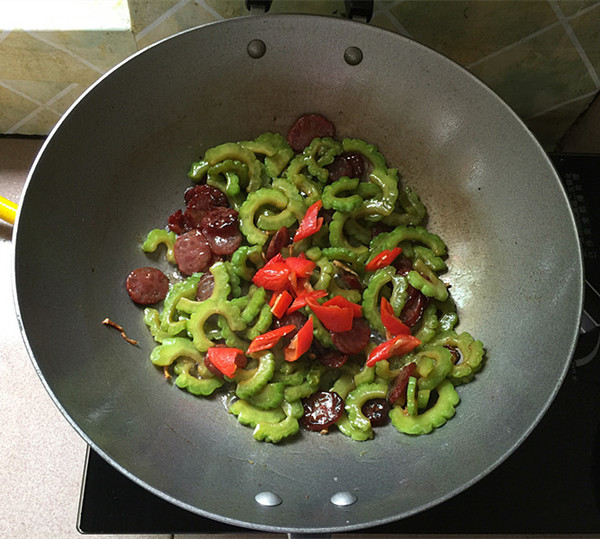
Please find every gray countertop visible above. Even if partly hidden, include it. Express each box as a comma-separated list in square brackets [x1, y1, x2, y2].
[0, 137, 169, 539]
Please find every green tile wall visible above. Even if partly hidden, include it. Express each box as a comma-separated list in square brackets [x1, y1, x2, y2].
[1, 0, 599, 150]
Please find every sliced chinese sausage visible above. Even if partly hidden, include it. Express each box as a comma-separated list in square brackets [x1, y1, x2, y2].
[173, 229, 212, 276]
[195, 272, 215, 301]
[287, 113, 335, 152]
[326, 151, 366, 182]
[266, 226, 290, 260]
[316, 349, 349, 369]
[400, 285, 430, 328]
[300, 391, 344, 431]
[126, 267, 169, 305]
[167, 209, 186, 234]
[331, 317, 371, 355]
[200, 207, 242, 256]
[185, 184, 228, 209]
[362, 398, 391, 427]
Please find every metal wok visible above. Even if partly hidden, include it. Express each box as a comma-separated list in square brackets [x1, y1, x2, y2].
[13, 13, 583, 535]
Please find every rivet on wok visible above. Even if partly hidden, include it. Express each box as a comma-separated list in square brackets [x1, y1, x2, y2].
[247, 39, 267, 59]
[255, 491, 282, 506]
[344, 46, 363, 66]
[330, 491, 357, 506]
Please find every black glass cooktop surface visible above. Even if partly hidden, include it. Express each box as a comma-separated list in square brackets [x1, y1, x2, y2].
[78, 153, 600, 535]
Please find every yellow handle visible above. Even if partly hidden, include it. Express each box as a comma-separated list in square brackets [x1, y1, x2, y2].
[0, 195, 18, 225]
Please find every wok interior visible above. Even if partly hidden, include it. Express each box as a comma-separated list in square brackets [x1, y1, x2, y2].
[14, 15, 582, 533]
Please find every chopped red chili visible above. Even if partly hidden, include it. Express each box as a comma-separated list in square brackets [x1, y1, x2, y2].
[366, 333, 421, 367]
[323, 295, 362, 318]
[247, 324, 296, 354]
[293, 200, 324, 242]
[205, 346, 247, 378]
[365, 247, 403, 272]
[270, 290, 293, 318]
[305, 296, 353, 333]
[380, 297, 411, 337]
[284, 316, 314, 362]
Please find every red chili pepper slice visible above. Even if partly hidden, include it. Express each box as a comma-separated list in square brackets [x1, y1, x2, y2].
[205, 346, 247, 378]
[366, 333, 421, 367]
[247, 324, 296, 354]
[271, 290, 293, 318]
[306, 296, 353, 333]
[252, 261, 290, 291]
[284, 255, 316, 279]
[293, 200, 324, 242]
[323, 295, 362, 318]
[365, 247, 403, 272]
[286, 289, 328, 314]
[284, 316, 314, 362]
[380, 297, 411, 337]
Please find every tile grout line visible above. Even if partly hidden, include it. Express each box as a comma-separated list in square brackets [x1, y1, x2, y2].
[135, 0, 196, 42]
[525, 89, 598, 120]
[548, 0, 600, 88]
[25, 30, 106, 75]
[5, 82, 79, 134]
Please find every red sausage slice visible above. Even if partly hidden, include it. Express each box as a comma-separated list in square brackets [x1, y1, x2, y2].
[331, 317, 371, 355]
[287, 114, 335, 152]
[174, 229, 212, 275]
[126, 267, 169, 305]
[200, 206, 242, 255]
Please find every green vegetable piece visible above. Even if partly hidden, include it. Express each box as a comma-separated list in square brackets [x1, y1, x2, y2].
[236, 351, 275, 400]
[206, 160, 246, 206]
[413, 245, 447, 272]
[413, 303, 439, 344]
[173, 359, 224, 396]
[357, 182, 381, 199]
[204, 142, 263, 192]
[405, 376, 418, 416]
[239, 188, 291, 245]
[245, 382, 286, 410]
[311, 315, 334, 347]
[188, 159, 210, 180]
[230, 399, 286, 427]
[390, 379, 459, 435]
[244, 303, 273, 341]
[345, 382, 388, 433]
[217, 315, 249, 350]
[362, 266, 408, 336]
[354, 364, 375, 387]
[303, 137, 343, 182]
[285, 154, 322, 205]
[344, 216, 371, 246]
[407, 259, 448, 302]
[381, 225, 447, 257]
[394, 185, 427, 225]
[150, 337, 202, 367]
[432, 330, 485, 384]
[284, 363, 325, 402]
[415, 346, 453, 391]
[160, 273, 202, 336]
[143, 308, 169, 343]
[322, 177, 363, 212]
[417, 388, 431, 409]
[240, 286, 267, 324]
[311, 256, 333, 291]
[252, 399, 304, 443]
[142, 228, 176, 264]
[241, 132, 294, 178]
[176, 262, 232, 316]
[342, 138, 398, 217]
[330, 373, 356, 400]
[328, 211, 369, 258]
[230, 245, 265, 282]
[185, 298, 245, 352]
[327, 278, 362, 304]
[321, 247, 366, 275]
[337, 412, 373, 441]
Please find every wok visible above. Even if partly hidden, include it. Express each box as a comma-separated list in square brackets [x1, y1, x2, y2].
[13, 12, 583, 535]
